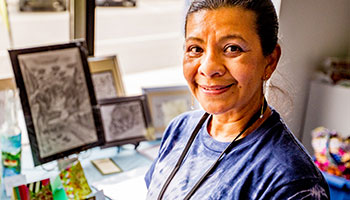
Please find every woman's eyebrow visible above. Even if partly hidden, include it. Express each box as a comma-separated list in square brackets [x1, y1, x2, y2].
[185, 34, 247, 44]
[185, 37, 204, 43]
[219, 34, 247, 43]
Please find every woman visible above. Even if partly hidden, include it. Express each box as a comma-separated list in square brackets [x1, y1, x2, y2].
[145, 0, 330, 199]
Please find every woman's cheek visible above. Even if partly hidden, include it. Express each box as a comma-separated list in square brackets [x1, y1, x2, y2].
[183, 59, 198, 83]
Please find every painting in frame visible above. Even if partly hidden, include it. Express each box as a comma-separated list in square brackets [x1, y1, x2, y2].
[99, 95, 152, 148]
[8, 40, 105, 166]
[88, 55, 125, 100]
[142, 85, 196, 138]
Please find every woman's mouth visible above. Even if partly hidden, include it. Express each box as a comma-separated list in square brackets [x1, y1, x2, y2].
[199, 83, 235, 95]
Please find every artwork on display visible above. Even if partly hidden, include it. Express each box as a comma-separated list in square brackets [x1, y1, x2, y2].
[142, 85, 196, 137]
[12, 178, 53, 200]
[99, 95, 152, 147]
[59, 160, 92, 199]
[8, 40, 105, 166]
[88, 55, 125, 100]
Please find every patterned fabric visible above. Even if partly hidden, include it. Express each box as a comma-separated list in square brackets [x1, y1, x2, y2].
[145, 109, 330, 200]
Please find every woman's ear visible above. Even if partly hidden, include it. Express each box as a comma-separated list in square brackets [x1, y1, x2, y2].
[264, 44, 281, 80]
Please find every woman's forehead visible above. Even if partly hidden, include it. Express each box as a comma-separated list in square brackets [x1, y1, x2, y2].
[185, 7, 257, 39]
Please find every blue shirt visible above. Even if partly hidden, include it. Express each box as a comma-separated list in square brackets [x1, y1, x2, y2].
[145, 109, 330, 199]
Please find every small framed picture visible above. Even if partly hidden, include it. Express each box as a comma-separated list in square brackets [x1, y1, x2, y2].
[99, 95, 152, 148]
[142, 85, 196, 138]
[8, 40, 105, 166]
[88, 55, 125, 100]
[91, 158, 122, 175]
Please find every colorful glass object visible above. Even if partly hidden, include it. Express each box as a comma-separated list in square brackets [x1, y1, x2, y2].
[0, 89, 21, 177]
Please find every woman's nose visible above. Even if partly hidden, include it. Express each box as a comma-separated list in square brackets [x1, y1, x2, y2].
[198, 51, 225, 78]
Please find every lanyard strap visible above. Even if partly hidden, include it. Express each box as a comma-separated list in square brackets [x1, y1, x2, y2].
[157, 112, 210, 200]
[157, 100, 267, 200]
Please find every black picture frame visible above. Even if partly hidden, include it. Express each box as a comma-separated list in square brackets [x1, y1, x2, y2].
[98, 95, 152, 148]
[8, 40, 105, 166]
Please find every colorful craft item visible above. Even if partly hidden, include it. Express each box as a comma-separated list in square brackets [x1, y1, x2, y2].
[59, 160, 92, 199]
[312, 126, 350, 180]
[12, 178, 53, 200]
[51, 175, 68, 200]
[1, 128, 22, 177]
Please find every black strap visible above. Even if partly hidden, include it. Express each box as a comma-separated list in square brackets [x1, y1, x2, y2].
[157, 112, 210, 200]
[158, 99, 267, 200]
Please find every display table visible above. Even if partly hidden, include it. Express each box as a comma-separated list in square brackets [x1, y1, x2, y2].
[1, 140, 161, 199]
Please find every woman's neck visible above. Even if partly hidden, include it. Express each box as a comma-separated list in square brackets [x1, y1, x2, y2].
[208, 104, 271, 143]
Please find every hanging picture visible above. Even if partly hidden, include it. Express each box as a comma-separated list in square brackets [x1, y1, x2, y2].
[99, 95, 152, 148]
[8, 40, 105, 166]
[88, 55, 125, 100]
[142, 85, 196, 138]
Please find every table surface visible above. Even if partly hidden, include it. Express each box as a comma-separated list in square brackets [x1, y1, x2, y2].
[1, 140, 161, 200]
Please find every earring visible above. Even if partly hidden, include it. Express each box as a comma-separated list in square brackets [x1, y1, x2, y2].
[191, 95, 195, 110]
[260, 81, 267, 119]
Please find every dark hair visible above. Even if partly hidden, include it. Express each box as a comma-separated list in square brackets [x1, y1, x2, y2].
[185, 0, 279, 56]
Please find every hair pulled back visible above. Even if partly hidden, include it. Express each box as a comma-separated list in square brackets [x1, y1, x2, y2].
[185, 0, 279, 56]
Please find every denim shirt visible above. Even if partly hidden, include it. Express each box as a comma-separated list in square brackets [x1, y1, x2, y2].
[145, 109, 330, 200]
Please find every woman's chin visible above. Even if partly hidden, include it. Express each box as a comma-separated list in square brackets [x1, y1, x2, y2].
[200, 103, 230, 115]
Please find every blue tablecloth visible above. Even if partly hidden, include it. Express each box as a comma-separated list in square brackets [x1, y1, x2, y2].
[322, 172, 350, 200]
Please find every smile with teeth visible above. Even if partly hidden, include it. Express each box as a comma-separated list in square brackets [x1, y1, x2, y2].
[199, 83, 235, 94]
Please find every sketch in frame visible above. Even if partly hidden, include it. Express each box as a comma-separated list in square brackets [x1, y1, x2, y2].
[88, 55, 125, 100]
[8, 41, 104, 165]
[99, 95, 151, 148]
[142, 85, 197, 138]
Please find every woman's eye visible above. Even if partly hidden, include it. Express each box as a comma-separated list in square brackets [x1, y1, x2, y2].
[188, 46, 203, 55]
[224, 45, 243, 54]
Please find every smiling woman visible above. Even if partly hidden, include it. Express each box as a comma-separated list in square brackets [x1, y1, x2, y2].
[144, 0, 330, 200]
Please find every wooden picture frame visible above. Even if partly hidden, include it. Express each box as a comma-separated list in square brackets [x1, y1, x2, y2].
[8, 40, 105, 166]
[99, 95, 152, 148]
[142, 85, 195, 138]
[88, 55, 125, 100]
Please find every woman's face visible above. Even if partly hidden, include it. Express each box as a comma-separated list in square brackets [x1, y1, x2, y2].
[184, 7, 275, 115]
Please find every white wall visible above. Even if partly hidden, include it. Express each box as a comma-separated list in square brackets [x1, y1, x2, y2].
[272, 0, 350, 141]
[303, 81, 350, 154]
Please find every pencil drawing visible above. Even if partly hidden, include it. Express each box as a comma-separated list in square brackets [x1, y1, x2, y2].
[91, 71, 118, 100]
[18, 48, 98, 158]
[101, 101, 145, 142]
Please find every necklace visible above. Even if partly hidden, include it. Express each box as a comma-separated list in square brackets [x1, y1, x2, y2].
[157, 99, 267, 200]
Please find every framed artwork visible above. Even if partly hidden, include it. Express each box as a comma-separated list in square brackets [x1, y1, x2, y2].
[88, 55, 125, 100]
[8, 40, 105, 166]
[142, 85, 196, 138]
[99, 95, 152, 148]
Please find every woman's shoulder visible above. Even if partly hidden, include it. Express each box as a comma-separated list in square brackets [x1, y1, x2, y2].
[249, 110, 329, 197]
[260, 109, 326, 183]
